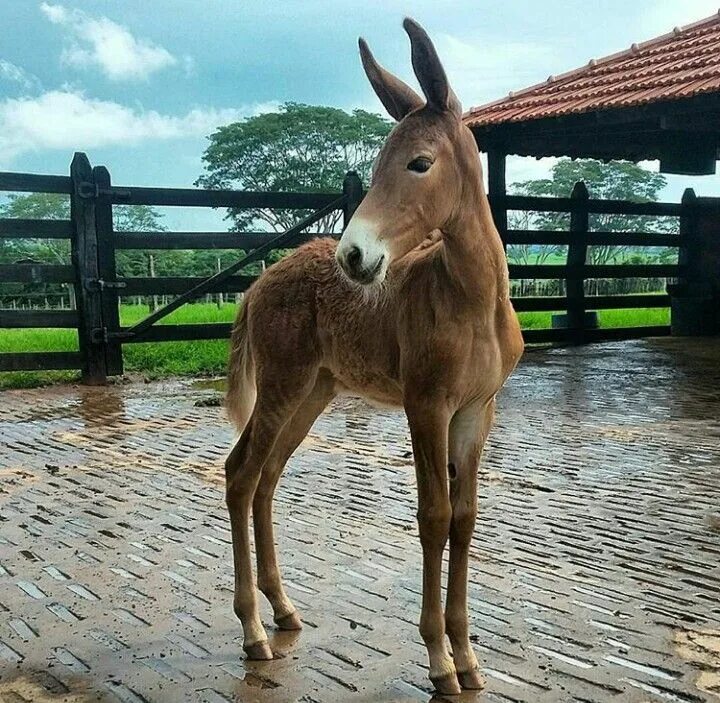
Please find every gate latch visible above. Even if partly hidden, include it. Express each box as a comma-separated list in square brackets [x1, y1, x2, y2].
[77, 181, 131, 201]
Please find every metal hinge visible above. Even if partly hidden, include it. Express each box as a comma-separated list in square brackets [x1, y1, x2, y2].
[77, 181, 131, 201]
[85, 279, 127, 292]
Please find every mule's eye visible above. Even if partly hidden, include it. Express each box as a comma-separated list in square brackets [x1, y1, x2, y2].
[407, 157, 433, 173]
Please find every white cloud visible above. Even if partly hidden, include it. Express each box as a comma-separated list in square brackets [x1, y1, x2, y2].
[435, 33, 564, 110]
[40, 2, 180, 82]
[351, 34, 565, 117]
[0, 60, 41, 92]
[638, 0, 719, 36]
[0, 89, 278, 166]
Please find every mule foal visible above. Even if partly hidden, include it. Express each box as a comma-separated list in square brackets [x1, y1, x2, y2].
[224, 17, 524, 695]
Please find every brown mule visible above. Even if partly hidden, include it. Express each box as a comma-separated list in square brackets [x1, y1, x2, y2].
[224, 18, 524, 695]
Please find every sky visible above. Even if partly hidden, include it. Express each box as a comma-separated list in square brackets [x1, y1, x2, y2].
[1, 0, 720, 229]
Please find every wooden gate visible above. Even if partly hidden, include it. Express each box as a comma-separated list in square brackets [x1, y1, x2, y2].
[0, 152, 362, 383]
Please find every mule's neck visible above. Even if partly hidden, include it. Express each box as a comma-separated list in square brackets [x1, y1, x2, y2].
[440, 176, 509, 304]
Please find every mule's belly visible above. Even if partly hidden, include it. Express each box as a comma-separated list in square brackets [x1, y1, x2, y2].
[322, 338, 403, 407]
[329, 366, 404, 408]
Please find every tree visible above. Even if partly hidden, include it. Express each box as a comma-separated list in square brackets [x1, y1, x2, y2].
[113, 205, 171, 279]
[0, 193, 71, 265]
[0, 196, 167, 268]
[0, 194, 167, 307]
[511, 159, 674, 266]
[196, 103, 392, 235]
[114, 204, 167, 234]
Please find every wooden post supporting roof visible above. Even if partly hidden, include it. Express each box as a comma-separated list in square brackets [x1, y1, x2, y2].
[487, 149, 507, 245]
[671, 189, 720, 335]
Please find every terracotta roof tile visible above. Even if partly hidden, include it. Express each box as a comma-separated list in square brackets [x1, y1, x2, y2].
[464, 12, 720, 127]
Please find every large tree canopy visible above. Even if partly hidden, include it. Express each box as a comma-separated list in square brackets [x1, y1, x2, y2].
[196, 102, 392, 233]
[513, 159, 668, 203]
[510, 159, 674, 266]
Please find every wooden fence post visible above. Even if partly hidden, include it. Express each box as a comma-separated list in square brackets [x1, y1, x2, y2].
[671, 188, 720, 335]
[566, 181, 589, 344]
[93, 164, 123, 376]
[342, 171, 363, 231]
[70, 152, 107, 384]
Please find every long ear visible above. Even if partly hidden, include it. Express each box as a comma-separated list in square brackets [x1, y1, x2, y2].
[403, 17, 462, 117]
[359, 37, 423, 121]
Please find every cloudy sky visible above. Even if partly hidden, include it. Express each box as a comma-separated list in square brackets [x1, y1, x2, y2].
[2, 0, 720, 228]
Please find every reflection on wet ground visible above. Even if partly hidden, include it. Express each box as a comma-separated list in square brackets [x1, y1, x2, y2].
[1, 338, 719, 702]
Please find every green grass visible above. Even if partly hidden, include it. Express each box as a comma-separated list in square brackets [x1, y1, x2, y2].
[0, 303, 237, 389]
[517, 307, 670, 330]
[0, 302, 670, 389]
[119, 303, 238, 326]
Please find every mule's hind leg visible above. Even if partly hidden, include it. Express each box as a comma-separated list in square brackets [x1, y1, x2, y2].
[254, 370, 336, 630]
[225, 374, 317, 660]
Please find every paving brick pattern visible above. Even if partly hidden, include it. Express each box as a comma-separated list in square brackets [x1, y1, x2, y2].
[1, 338, 719, 703]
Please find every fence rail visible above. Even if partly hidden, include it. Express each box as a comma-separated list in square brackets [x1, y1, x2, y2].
[105, 185, 342, 209]
[501, 193, 684, 216]
[0, 172, 72, 194]
[1, 151, 713, 383]
[0, 218, 73, 238]
[113, 231, 324, 250]
[504, 230, 680, 247]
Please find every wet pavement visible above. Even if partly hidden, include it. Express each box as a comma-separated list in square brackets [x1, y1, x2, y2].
[1, 337, 719, 703]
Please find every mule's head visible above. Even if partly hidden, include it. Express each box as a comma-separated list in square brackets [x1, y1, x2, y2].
[336, 18, 482, 286]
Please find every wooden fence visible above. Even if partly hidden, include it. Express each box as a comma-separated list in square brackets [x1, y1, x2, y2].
[0, 151, 703, 383]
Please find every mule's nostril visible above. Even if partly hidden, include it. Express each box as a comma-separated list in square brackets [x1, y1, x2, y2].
[346, 245, 362, 270]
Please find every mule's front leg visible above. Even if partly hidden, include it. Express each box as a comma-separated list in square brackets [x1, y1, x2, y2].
[406, 400, 459, 696]
[445, 399, 494, 690]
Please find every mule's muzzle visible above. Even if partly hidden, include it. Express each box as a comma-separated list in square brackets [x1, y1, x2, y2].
[337, 245, 385, 285]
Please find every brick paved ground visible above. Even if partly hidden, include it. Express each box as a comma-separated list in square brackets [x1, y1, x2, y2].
[1, 338, 719, 703]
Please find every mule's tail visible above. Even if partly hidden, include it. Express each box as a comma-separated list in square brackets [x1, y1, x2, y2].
[226, 302, 256, 433]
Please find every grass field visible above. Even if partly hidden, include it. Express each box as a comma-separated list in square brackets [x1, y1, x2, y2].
[0, 302, 670, 389]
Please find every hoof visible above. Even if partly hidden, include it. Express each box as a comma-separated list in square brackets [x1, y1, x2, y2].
[457, 668, 486, 690]
[430, 672, 461, 696]
[244, 640, 273, 660]
[275, 610, 302, 630]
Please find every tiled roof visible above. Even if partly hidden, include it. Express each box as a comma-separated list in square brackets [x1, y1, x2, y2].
[464, 12, 720, 127]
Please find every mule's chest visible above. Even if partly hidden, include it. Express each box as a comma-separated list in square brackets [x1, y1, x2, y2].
[317, 303, 404, 406]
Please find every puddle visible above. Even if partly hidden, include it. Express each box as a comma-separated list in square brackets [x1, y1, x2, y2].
[191, 377, 227, 393]
[0, 676, 91, 702]
[675, 628, 720, 699]
[243, 672, 280, 689]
